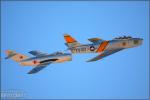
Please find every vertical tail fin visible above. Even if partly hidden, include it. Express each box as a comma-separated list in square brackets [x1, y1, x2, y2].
[5, 50, 29, 62]
[64, 34, 81, 48]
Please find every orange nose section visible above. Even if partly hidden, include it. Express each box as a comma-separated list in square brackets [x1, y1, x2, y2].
[96, 41, 109, 52]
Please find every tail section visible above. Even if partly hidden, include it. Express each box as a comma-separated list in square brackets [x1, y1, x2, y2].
[5, 50, 29, 62]
[64, 34, 81, 48]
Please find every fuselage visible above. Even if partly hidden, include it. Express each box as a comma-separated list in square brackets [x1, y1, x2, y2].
[69, 38, 143, 54]
[20, 53, 72, 66]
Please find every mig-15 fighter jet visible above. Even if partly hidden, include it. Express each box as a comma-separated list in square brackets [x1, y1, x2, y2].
[5, 50, 72, 74]
[63, 34, 143, 62]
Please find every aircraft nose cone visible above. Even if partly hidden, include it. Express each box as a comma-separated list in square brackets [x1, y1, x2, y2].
[139, 38, 143, 40]
[140, 38, 143, 41]
[139, 38, 143, 45]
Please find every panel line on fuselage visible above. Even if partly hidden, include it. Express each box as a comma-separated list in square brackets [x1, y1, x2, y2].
[70, 44, 98, 54]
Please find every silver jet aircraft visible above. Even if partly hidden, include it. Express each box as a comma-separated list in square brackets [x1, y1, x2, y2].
[63, 34, 143, 62]
[5, 50, 72, 74]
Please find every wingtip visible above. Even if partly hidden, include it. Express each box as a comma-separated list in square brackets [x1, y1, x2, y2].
[27, 70, 35, 74]
[5, 56, 9, 59]
[86, 60, 92, 62]
[27, 72, 34, 74]
[86, 59, 98, 62]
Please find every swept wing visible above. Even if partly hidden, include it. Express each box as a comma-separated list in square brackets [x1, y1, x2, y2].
[87, 49, 123, 62]
[27, 59, 58, 74]
[29, 50, 48, 56]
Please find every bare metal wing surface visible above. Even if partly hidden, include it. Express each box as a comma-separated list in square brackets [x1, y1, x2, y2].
[28, 65, 48, 74]
[87, 49, 123, 62]
[28, 50, 48, 56]
[27, 59, 58, 74]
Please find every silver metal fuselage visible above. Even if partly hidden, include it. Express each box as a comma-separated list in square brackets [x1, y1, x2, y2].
[20, 53, 72, 66]
[69, 38, 143, 54]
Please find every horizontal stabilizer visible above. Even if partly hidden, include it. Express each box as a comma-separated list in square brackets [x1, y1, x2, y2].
[5, 50, 17, 59]
[5, 53, 17, 59]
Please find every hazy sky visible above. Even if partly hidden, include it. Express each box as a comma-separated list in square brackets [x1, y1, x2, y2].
[1, 1, 149, 99]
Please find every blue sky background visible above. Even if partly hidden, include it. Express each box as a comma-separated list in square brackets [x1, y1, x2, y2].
[1, 1, 149, 99]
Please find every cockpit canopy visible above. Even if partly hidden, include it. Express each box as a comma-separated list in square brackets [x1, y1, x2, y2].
[50, 51, 64, 56]
[55, 52, 64, 55]
[114, 36, 132, 39]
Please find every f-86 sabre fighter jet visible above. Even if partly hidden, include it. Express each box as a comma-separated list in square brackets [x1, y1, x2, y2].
[5, 50, 72, 74]
[63, 34, 143, 62]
